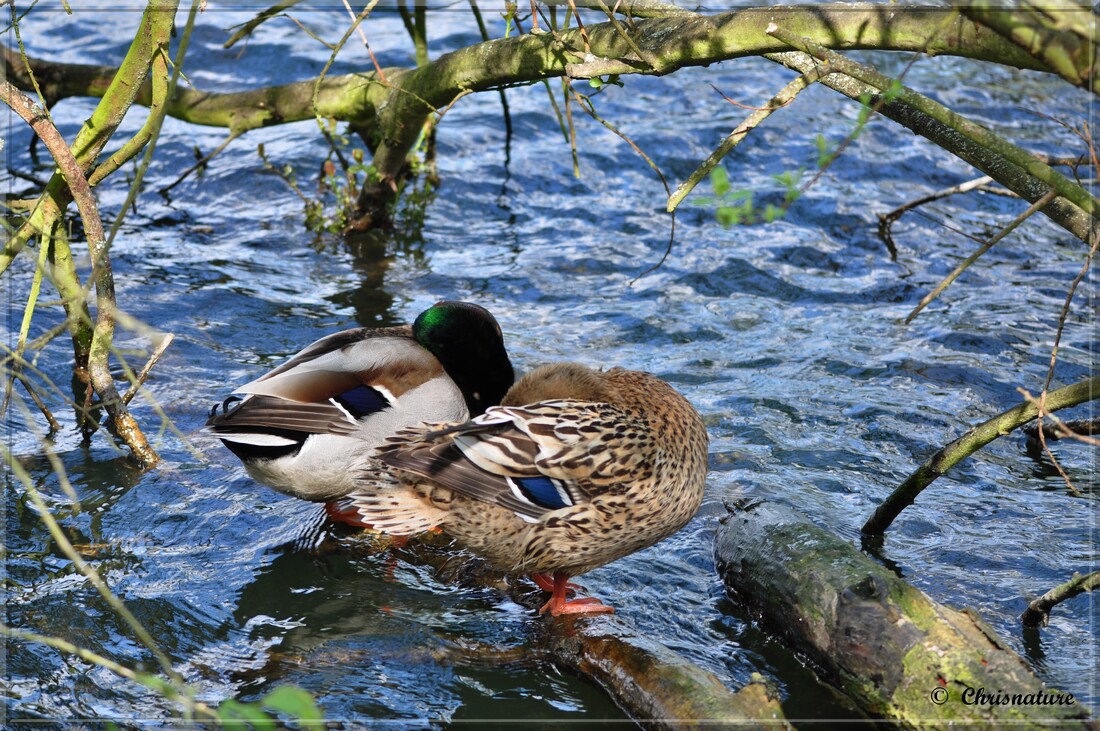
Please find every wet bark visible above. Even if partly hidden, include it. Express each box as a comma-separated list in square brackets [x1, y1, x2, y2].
[2, 4, 1052, 228]
[3, 0, 177, 465]
[416, 539, 791, 730]
[534, 616, 790, 730]
[714, 501, 1097, 729]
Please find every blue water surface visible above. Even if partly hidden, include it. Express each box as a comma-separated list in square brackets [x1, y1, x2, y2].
[3, 1, 1096, 727]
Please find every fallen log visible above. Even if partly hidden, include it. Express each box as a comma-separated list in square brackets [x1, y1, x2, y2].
[714, 501, 1096, 729]
[380, 532, 792, 730]
[532, 617, 789, 730]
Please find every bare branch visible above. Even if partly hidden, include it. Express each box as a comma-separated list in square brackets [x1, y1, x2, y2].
[1022, 571, 1100, 627]
[862, 376, 1100, 534]
[904, 189, 1060, 324]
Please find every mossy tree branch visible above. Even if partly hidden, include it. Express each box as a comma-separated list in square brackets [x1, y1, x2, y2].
[2, 0, 179, 464]
[3, 4, 1055, 228]
[716, 501, 1094, 728]
[766, 50, 1097, 244]
[412, 538, 792, 728]
[1, 80, 158, 465]
[862, 376, 1100, 535]
[768, 24, 1098, 219]
[957, 0, 1098, 95]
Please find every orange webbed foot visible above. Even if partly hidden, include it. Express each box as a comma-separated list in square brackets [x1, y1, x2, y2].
[534, 571, 615, 616]
[538, 597, 615, 616]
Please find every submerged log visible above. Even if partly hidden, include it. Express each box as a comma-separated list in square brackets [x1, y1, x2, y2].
[535, 618, 789, 730]
[421, 541, 791, 730]
[714, 501, 1096, 729]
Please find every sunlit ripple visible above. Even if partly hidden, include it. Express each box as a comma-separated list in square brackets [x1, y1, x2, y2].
[6, 5, 1096, 724]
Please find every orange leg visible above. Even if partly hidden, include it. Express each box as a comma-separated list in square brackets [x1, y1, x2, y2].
[530, 572, 583, 593]
[537, 571, 614, 616]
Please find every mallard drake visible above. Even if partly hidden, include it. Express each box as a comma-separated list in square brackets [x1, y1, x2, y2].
[205, 301, 515, 502]
[341, 362, 709, 615]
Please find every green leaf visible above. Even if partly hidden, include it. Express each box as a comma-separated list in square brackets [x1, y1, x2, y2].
[710, 166, 731, 196]
[884, 78, 904, 102]
[763, 204, 785, 222]
[716, 206, 740, 226]
[730, 189, 752, 205]
[219, 699, 277, 731]
[815, 134, 830, 168]
[262, 686, 324, 727]
[857, 104, 871, 127]
[773, 168, 804, 204]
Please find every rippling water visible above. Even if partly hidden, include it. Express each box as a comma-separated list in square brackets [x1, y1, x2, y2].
[4, 3, 1096, 726]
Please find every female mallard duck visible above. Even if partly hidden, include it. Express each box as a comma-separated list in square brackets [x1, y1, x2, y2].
[342, 362, 708, 615]
[205, 301, 515, 503]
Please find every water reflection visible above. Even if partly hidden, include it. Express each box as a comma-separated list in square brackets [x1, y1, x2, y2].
[6, 3, 1097, 725]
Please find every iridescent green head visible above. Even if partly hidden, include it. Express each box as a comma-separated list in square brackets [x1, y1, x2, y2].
[413, 301, 515, 416]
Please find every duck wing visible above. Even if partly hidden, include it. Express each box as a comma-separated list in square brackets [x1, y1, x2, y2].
[206, 327, 448, 438]
[375, 400, 655, 521]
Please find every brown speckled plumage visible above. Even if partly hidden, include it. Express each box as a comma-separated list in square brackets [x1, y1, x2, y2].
[346, 362, 709, 615]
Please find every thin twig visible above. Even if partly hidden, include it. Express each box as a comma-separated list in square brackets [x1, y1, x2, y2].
[1031, 131, 1100, 489]
[1021, 418, 1100, 445]
[766, 13, 943, 209]
[1020, 388, 1086, 495]
[862, 376, 1100, 534]
[0, 81, 159, 461]
[158, 130, 242, 195]
[5, 165, 49, 187]
[904, 188, 1060, 324]
[4, 448, 185, 683]
[9, 0, 53, 118]
[435, 88, 474, 123]
[14, 373, 61, 434]
[122, 333, 174, 406]
[340, 0, 388, 83]
[667, 65, 829, 213]
[10, 392, 78, 504]
[569, 88, 675, 280]
[975, 183, 1021, 198]
[469, 0, 513, 139]
[709, 83, 796, 111]
[562, 78, 580, 177]
[593, 0, 654, 67]
[767, 24, 1098, 218]
[312, 0, 391, 139]
[258, 143, 312, 205]
[0, 341, 91, 430]
[223, 0, 307, 49]
[878, 175, 994, 254]
[2, 223, 50, 416]
[0, 624, 218, 722]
